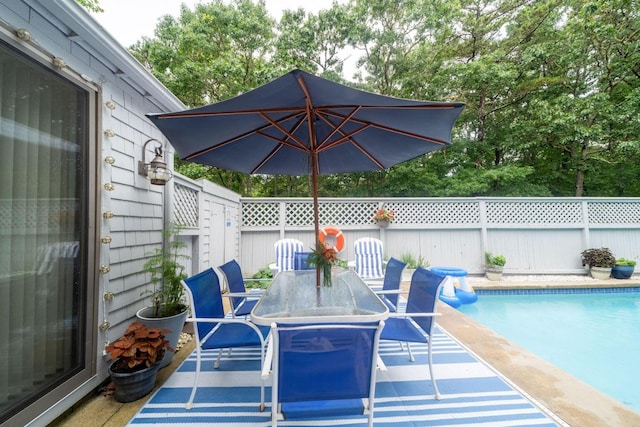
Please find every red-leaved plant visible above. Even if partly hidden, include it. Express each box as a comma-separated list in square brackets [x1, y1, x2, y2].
[106, 322, 174, 373]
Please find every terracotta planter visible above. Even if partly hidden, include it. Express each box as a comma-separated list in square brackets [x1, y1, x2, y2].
[589, 266, 612, 280]
[485, 265, 503, 281]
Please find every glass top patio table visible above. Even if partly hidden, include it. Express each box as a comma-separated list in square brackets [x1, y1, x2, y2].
[251, 269, 389, 325]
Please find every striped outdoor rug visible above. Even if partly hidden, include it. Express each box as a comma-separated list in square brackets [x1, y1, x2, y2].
[127, 327, 561, 426]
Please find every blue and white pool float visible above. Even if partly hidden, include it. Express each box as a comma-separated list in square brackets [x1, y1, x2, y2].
[430, 266, 478, 308]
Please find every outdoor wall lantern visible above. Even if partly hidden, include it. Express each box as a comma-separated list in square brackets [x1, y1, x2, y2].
[138, 138, 173, 185]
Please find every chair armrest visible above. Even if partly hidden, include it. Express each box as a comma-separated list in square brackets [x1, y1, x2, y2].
[243, 277, 269, 283]
[261, 337, 274, 380]
[225, 291, 264, 299]
[186, 316, 264, 325]
[387, 312, 441, 318]
[186, 316, 267, 347]
[268, 263, 278, 276]
[375, 289, 407, 295]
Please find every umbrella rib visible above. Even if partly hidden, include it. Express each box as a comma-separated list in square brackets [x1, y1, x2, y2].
[315, 107, 361, 150]
[183, 111, 309, 161]
[321, 109, 450, 145]
[155, 106, 306, 119]
[259, 112, 310, 152]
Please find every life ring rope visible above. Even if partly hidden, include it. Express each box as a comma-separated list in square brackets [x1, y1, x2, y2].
[318, 226, 345, 253]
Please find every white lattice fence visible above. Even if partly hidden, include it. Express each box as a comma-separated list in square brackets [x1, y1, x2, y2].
[174, 184, 199, 228]
[588, 201, 640, 224]
[235, 198, 640, 275]
[485, 200, 583, 224]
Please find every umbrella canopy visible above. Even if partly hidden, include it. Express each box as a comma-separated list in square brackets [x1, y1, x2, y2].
[147, 68, 464, 238]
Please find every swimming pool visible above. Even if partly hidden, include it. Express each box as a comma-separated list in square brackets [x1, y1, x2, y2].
[457, 287, 640, 413]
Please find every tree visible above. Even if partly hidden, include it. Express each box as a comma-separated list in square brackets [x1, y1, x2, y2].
[75, 0, 102, 13]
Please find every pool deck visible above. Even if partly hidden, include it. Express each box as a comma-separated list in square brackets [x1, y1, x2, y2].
[53, 274, 640, 427]
[440, 274, 640, 427]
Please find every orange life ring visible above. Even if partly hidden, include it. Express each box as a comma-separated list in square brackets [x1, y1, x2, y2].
[318, 226, 345, 253]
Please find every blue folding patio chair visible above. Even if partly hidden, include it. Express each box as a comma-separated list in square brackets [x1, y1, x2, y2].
[267, 321, 384, 426]
[181, 268, 270, 410]
[353, 237, 385, 281]
[373, 257, 407, 312]
[218, 259, 266, 317]
[380, 266, 446, 399]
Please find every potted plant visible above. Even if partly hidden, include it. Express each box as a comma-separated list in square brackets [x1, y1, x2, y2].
[400, 252, 429, 281]
[136, 223, 190, 368]
[106, 322, 173, 403]
[580, 247, 615, 279]
[485, 252, 506, 281]
[373, 208, 395, 228]
[611, 257, 636, 279]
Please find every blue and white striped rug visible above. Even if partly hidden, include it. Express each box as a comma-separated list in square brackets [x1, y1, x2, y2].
[127, 327, 561, 426]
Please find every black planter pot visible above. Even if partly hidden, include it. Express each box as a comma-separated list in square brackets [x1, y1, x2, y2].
[611, 265, 634, 279]
[108, 362, 160, 403]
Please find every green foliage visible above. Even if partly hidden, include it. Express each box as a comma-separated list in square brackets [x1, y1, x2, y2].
[75, 0, 102, 13]
[141, 224, 190, 317]
[249, 267, 273, 288]
[485, 252, 506, 267]
[580, 247, 616, 268]
[615, 258, 636, 267]
[400, 252, 429, 269]
[129, 0, 640, 198]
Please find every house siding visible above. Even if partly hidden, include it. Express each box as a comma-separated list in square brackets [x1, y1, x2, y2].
[0, 1, 190, 425]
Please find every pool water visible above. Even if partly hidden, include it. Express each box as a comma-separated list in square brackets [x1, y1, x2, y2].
[457, 289, 640, 413]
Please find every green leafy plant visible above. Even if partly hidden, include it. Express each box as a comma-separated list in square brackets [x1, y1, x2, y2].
[142, 223, 190, 317]
[249, 266, 273, 289]
[400, 252, 429, 269]
[485, 252, 506, 266]
[106, 322, 173, 373]
[580, 247, 615, 268]
[615, 257, 636, 266]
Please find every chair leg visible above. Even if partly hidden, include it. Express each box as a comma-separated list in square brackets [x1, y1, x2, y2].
[427, 338, 441, 400]
[406, 342, 415, 362]
[186, 345, 201, 409]
[214, 348, 223, 369]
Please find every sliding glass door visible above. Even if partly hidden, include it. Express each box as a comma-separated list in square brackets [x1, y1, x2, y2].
[0, 39, 95, 423]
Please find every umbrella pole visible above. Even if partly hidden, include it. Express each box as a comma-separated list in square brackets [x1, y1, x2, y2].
[311, 152, 321, 289]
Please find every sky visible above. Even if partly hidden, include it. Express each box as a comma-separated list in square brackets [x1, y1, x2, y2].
[91, 0, 346, 47]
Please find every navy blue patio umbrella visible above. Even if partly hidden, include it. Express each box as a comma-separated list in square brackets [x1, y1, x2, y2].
[147, 69, 464, 275]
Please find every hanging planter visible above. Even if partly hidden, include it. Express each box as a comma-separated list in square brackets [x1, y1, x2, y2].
[373, 208, 394, 228]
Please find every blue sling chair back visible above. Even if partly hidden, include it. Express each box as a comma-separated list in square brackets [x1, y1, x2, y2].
[380, 266, 446, 399]
[181, 268, 270, 410]
[218, 259, 264, 317]
[374, 257, 407, 312]
[268, 321, 384, 426]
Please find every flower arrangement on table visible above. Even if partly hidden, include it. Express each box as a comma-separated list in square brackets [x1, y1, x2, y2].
[307, 241, 339, 287]
[373, 208, 395, 223]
